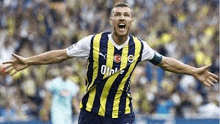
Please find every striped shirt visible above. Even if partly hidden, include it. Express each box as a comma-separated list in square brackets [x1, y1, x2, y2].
[66, 32, 161, 118]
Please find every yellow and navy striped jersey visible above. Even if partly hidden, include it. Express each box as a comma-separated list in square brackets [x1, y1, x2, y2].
[80, 32, 145, 118]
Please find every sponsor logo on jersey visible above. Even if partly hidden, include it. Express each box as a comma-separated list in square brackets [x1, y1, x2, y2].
[114, 54, 121, 63]
[101, 65, 124, 76]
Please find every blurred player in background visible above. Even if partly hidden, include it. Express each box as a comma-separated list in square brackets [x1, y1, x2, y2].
[42, 66, 79, 124]
[3, 2, 218, 124]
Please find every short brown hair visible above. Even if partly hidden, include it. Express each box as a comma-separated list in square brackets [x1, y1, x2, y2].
[113, 2, 131, 8]
[111, 2, 133, 17]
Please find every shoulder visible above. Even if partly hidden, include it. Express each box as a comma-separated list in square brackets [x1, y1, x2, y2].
[130, 36, 150, 49]
[45, 77, 61, 90]
[79, 35, 94, 42]
[67, 79, 79, 88]
[51, 77, 62, 84]
[135, 36, 145, 43]
[74, 35, 94, 46]
[78, 32, 110, 42]
[53, 77, 62, 81]
[93, 32, 111, 37]
[134, 36, 151, 47]
[130, 35, 144, 43]
[67, 35, 94, 52]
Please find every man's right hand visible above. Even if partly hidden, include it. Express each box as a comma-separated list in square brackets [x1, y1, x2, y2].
[3, 54, 29, 76]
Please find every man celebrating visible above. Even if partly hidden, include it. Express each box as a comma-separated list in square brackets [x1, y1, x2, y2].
[3, 2, 218, 124]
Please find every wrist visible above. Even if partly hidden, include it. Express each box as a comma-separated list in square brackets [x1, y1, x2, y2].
[190, 67, 198, 76]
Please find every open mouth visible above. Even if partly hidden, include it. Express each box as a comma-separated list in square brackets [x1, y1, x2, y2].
[118, 24, 126, 29]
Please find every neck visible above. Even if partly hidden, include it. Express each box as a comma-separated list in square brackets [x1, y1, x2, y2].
[111, 32, 128, 45]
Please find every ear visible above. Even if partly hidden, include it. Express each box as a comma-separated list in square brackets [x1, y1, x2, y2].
[131, 18, 134, 26]
[109, 17, 113, 26]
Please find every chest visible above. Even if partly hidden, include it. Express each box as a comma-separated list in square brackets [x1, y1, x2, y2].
[55, 82, 72, 92]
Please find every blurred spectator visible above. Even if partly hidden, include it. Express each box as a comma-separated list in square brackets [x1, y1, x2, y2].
[0, 37, 17, 62]
[42, 66, 79, 124]
[198, 90, 220, 118]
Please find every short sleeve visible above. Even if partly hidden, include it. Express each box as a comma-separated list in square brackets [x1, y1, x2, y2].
[141, 40, 155, 61]
[66, 35, 93, 59]
[141, 40, 163, 65]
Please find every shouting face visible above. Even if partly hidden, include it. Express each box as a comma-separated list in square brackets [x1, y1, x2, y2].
[110, 7, 134, 37]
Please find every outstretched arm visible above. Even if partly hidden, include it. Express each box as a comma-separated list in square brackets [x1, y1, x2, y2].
[21, 49, 69, 65]
[3, 35, 92, 76]
[3, 49, 70, 75]
[157, 56, 218, 87]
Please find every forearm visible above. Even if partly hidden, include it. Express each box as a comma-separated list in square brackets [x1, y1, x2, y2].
[158, 56, 196, 75]
[44, 92, 50, 111]
[26, 49, 69, 65]
[42, 92, 50, 121]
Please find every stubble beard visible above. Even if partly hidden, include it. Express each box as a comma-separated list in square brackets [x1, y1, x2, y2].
[113, 29, 130, 44]
[114, 27, 129, 38]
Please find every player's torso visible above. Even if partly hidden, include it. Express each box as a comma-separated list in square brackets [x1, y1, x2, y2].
[81, 32, 143, 118]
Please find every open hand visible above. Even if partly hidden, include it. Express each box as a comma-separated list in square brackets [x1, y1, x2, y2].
[193, 64, 219, 87]
[3, 54, 29, 76]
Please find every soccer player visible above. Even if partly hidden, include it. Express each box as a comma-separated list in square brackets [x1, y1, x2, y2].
[43, 66, 79, 124]
[3, 2, 218, 124]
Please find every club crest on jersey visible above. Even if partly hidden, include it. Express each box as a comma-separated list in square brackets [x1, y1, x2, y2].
[128, 55, 134, 63]
[114, 54, 121, 63]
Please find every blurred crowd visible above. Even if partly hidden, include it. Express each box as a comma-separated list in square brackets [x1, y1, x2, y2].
[0, 0, 219, 123]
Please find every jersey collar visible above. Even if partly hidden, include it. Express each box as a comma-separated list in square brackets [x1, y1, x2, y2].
[108, 33, 129, 50]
